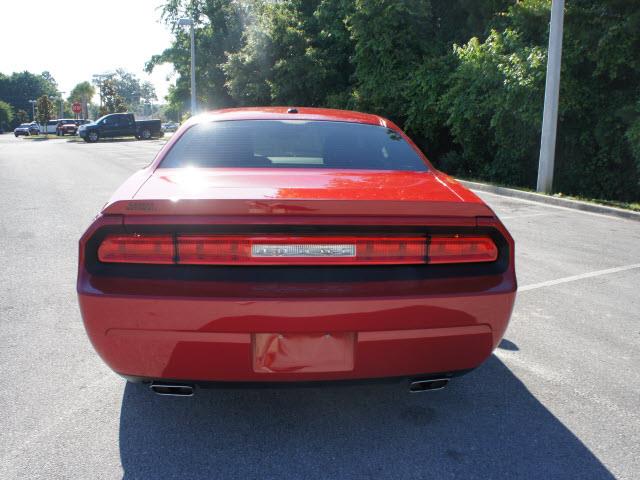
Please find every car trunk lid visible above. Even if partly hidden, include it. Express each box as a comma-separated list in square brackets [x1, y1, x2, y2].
[102, 168, 492, 219]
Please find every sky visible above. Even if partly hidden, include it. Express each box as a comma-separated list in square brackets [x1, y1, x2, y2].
[0, 0, 176, 102]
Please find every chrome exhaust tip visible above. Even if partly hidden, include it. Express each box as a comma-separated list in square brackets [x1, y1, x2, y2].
[409, 378, 449, 393]
[149, 382, 195, 397]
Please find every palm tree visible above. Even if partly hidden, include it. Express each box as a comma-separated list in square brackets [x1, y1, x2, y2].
[68, 81, 96, 120]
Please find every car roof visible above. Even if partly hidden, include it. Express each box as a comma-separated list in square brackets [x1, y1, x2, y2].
[188, 107, 391, 128]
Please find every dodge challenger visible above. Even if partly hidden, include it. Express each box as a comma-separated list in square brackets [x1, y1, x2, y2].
[77, 107, 516, 396]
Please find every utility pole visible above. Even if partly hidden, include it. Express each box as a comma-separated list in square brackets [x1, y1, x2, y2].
[92, 72, 115, 112]
[178, 18, 196, 115]
[29, 100, 36, 121]
[536, 0, 565, 193]
[59, 92, 65, 119]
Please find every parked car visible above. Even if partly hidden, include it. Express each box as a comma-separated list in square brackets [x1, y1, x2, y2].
[78, 113, 163, 142]
[40, 119, 60, 134]
[14, 123, 40, 136]
[56, 119, 79, 136]
[161, 122, 179, 132]
[77, 107, 516, 395]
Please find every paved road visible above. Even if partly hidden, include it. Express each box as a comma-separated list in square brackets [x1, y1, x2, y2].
[1, 133, 638, 479]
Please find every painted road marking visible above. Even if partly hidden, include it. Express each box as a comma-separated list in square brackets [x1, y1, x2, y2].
[499, 212, 556, 220]
[519, 263, 640, 292]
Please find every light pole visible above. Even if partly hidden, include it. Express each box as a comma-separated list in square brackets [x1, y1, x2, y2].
[92, 72, 115, 111]
[29, 100, 37, 121]
[58, 92, 65, 119]
[536, 0, 565, 193]
[178, 18, 196, 116]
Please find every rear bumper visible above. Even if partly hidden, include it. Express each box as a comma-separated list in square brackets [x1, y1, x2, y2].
[78, 291, 514, 382]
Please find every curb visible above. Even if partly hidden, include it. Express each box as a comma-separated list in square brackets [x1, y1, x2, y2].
[458, 180, 640, 222]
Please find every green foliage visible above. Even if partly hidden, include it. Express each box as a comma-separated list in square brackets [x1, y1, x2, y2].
[100, 79, 128, 115]
[35, 95, 55, 131]
[69, 81, 96, 119]
[0, 100, 13, 129]
[443, 28, 547, 185]
[92, 70, 157, 116]
[15, 109, 28, 124]
[0, 71, 58, 125]
[441, 0, 640, 200]
[151, 0, 640, 201]
[147, 0, 246, 114]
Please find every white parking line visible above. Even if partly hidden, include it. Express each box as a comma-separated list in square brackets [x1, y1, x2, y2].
[519, 263, 640, 292]
[499, 212, 555, 220]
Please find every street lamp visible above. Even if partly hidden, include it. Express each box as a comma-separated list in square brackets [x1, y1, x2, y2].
[58, 92, 65, 119]
[92, 72, 115, 110]
[536, 0, 565, 193]
[28, 100, 37, 121]
[178, 17, 196, 116]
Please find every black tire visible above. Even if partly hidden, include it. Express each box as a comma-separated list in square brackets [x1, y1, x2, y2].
[14, 133, 18, 137]
[140, 128, 152, 140]
[85, 131, 99, 143]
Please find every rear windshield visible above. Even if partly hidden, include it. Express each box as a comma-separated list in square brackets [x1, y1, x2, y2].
[160, 120, 428, 171]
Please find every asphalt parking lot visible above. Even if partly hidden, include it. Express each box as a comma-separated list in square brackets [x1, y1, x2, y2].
[1, 133, 638, 479]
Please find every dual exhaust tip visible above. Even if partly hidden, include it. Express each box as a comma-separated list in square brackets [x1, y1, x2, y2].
[149, 378, 449, 396]
[150, 382, 194, 397]
[408, 378, 449, 393]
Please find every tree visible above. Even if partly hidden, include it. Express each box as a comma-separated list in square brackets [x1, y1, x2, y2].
[0, 71, 58, 122]
[92, 69, 157, 115]
[100, 79, 127, 115]
[15, 109, 28, 124]
[150, 0, 639, 202]
[35, 95, 55, 135]
[68, 81, 96, 119]
[0, 100, 13, 130]
[147, 0, 245, 114]
[442, 0, 640, 200]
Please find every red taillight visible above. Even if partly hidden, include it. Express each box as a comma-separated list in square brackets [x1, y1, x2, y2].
[96, 234, 498, 265]
[177, 235, 427, 265]
[428, 235, 498, 264]
[97, 234, 174, 264]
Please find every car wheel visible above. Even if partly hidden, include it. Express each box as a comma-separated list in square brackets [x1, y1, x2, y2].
[86, 131, 99, 143]
[140, 128, 152, 140]
[14, 133, 18, 137]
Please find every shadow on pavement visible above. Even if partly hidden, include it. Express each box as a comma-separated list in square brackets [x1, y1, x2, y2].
[498, 338, 520, 351]
[69, 137, 166, 144]
[119, 356, 613, 479]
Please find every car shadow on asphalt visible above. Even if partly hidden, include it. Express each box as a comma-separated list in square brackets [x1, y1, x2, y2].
[118, 355, 614, 479]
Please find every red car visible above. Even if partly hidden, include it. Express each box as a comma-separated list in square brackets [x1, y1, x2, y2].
[77, 107, 516, 395]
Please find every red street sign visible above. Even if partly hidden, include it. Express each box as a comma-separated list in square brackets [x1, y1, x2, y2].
[72, 102, 82, 113]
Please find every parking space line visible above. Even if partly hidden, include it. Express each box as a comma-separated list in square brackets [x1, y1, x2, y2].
[499, 212, 556, 220]
[519, 263, 640, 292]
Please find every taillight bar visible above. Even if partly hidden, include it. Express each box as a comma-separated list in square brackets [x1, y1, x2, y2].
[428, 235, 498, 264]
[97, 234, 174, 264]
[178, 235, 427, 265]
[97, 234, 498, 265]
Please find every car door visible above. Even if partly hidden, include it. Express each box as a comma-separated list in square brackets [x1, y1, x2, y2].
[119, 115, 135, 136]
[100, 116, 118, 137]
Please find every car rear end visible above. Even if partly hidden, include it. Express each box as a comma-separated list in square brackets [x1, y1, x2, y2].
[63, 123, 78, 135]
[77, 109, 516, 387]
